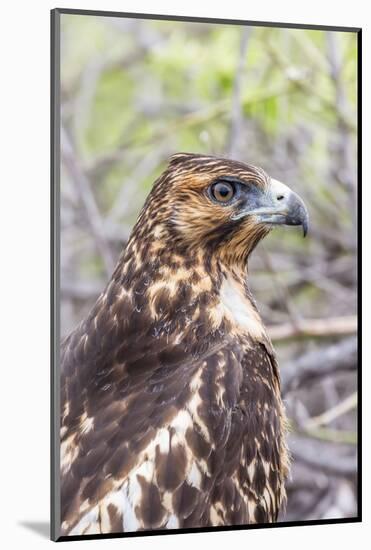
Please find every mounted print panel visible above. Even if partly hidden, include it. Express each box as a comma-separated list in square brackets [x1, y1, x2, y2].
[51, 8, 361, 542]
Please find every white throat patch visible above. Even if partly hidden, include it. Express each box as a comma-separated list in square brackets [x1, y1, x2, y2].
[219, 276, 265, 339]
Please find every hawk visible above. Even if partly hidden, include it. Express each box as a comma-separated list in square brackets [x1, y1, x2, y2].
[60, 153, 308, 536]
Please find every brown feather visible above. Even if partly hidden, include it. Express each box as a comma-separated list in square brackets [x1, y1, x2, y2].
[60, 153, 290, 535]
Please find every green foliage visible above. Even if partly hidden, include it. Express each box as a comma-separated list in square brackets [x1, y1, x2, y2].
[60, 14, 357, 329]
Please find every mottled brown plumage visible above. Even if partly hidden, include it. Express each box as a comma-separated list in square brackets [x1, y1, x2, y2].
[60, 153, 308, 536]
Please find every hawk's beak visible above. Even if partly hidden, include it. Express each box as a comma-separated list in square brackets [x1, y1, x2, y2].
[232, 178, 309, 237]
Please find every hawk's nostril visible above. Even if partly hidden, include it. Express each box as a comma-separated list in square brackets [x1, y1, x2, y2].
[277, 195, 284, 201]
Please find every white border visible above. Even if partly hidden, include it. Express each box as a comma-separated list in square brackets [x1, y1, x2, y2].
[1, 1, 368, 547]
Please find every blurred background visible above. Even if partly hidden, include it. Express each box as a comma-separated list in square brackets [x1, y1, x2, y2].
[60, 14, 358, 522]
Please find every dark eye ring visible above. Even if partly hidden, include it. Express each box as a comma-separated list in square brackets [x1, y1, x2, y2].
[211, 181, 235, 203]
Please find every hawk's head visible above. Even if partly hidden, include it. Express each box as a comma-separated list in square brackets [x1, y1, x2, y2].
[132, 152, 308, 268]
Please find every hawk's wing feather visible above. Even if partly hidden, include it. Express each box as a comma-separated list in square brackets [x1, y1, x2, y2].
[60, 288, 235, 534]
[61, 306, 286, 534]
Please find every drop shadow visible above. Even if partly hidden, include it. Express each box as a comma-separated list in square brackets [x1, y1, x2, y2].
[18, 521, 49, 539]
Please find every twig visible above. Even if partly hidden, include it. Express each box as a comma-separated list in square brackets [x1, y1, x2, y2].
[61, 126, 115, 276]
[87, 80, 299, 165]
[326, 32, 356, 144]
[304, 391, 357, 430]
[263, 36, 356, 132]
[289, 437, 357, 478]
[296, 426, 357, 446]
[228, 28, 250, 158]
[268, 315, 357, 342]
[261, 246, 301, 330]
[326, 32, 357, 249]
[108, 146, 169, 220]
[281, 336, 357, 394]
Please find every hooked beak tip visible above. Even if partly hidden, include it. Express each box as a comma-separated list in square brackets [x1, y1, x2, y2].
[300, 206, 309, 237]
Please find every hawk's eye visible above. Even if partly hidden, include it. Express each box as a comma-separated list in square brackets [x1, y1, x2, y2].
[211, 181, 235, 203]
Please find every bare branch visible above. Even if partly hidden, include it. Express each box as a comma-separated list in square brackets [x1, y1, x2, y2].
[304, 392, 357, 430]
[61, 126, 115, 277]
[294, 425, 357, 445]
[269, 315, 357, 343]
[261, 246, 301, 329]
[326, 31, 357, 249]
[281, 336, 357, 394]
[289, 437, 357, 478]
[228, 27, 251, 158]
